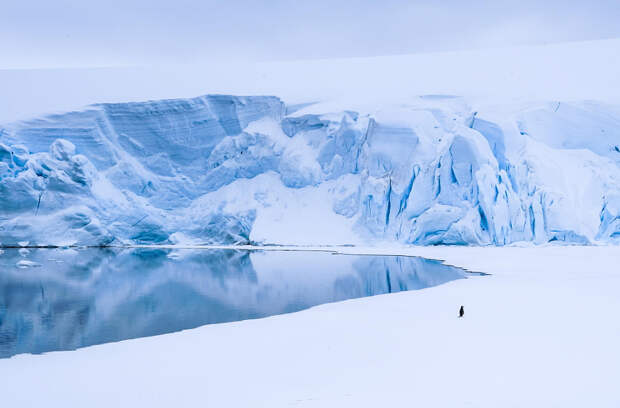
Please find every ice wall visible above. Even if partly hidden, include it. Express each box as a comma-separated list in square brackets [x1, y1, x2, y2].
[1, 94, 619, 246]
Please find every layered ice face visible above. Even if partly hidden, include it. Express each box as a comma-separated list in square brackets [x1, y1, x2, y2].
[1, 94, 619, 246]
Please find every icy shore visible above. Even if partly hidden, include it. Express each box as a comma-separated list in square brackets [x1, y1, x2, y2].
[1, 245, 618, 407]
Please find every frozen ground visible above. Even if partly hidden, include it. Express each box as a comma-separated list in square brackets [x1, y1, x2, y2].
[1, 245, 619, 407]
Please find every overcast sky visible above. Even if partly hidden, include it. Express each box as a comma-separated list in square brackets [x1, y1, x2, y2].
[2, 0, 620, 68]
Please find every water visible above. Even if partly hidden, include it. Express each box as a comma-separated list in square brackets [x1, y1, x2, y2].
[0, 248, 481, 358]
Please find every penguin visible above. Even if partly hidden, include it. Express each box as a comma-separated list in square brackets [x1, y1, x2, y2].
[459, 305, 464, 318]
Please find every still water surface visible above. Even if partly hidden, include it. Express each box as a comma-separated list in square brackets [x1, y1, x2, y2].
[0, 248, 481, 358]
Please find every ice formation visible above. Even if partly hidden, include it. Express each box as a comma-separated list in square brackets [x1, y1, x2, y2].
[1, 94, 619, 246]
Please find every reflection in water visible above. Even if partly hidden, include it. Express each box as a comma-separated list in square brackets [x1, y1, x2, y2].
[0, 248, 481, 358]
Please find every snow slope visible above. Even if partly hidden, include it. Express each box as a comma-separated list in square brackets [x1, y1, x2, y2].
[1, 245, 618, 407]
[1, 38, 620, 124]
[1, 95, 620, 246]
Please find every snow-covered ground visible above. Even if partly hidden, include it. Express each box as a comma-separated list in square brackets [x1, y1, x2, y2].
[1, 245, 619, 407]
[2, 39, 620, 123]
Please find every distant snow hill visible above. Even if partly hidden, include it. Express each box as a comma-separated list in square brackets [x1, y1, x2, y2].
[1, 93, 619, 246]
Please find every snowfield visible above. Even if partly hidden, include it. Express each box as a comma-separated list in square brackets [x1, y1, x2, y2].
[2, 38, 620, 124]
[1, 245, 619, 407]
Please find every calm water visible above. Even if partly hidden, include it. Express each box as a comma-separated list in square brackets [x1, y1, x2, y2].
[0, 248, 481, 358]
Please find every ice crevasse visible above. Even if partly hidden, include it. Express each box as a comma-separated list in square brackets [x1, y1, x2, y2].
[1, 94, 620, 247]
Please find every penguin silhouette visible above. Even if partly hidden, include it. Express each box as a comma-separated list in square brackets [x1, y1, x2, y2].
[459, 305, 464, 318]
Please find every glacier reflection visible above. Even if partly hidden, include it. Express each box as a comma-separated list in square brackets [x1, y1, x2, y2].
[0, 248, 479, 358]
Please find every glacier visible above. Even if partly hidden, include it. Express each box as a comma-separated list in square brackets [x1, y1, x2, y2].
[1, 94, 620, 247]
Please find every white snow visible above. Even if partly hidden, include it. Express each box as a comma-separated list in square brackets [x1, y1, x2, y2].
[1, 39, 620, 123]
[186, 172, 362, 245]
[1, 245, 618, 407]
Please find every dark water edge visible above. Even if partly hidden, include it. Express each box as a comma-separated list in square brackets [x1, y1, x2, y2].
[0, 247, 483, 358]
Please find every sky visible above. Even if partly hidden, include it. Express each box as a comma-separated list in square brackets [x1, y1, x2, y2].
[2, 0, 620, 68]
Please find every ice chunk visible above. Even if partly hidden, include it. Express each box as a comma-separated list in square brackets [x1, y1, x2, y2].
[16, 259, 41, 268]
[50, 139, 76, 161]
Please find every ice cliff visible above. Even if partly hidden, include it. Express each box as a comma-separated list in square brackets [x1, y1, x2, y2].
[1, 94, 620, 246]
